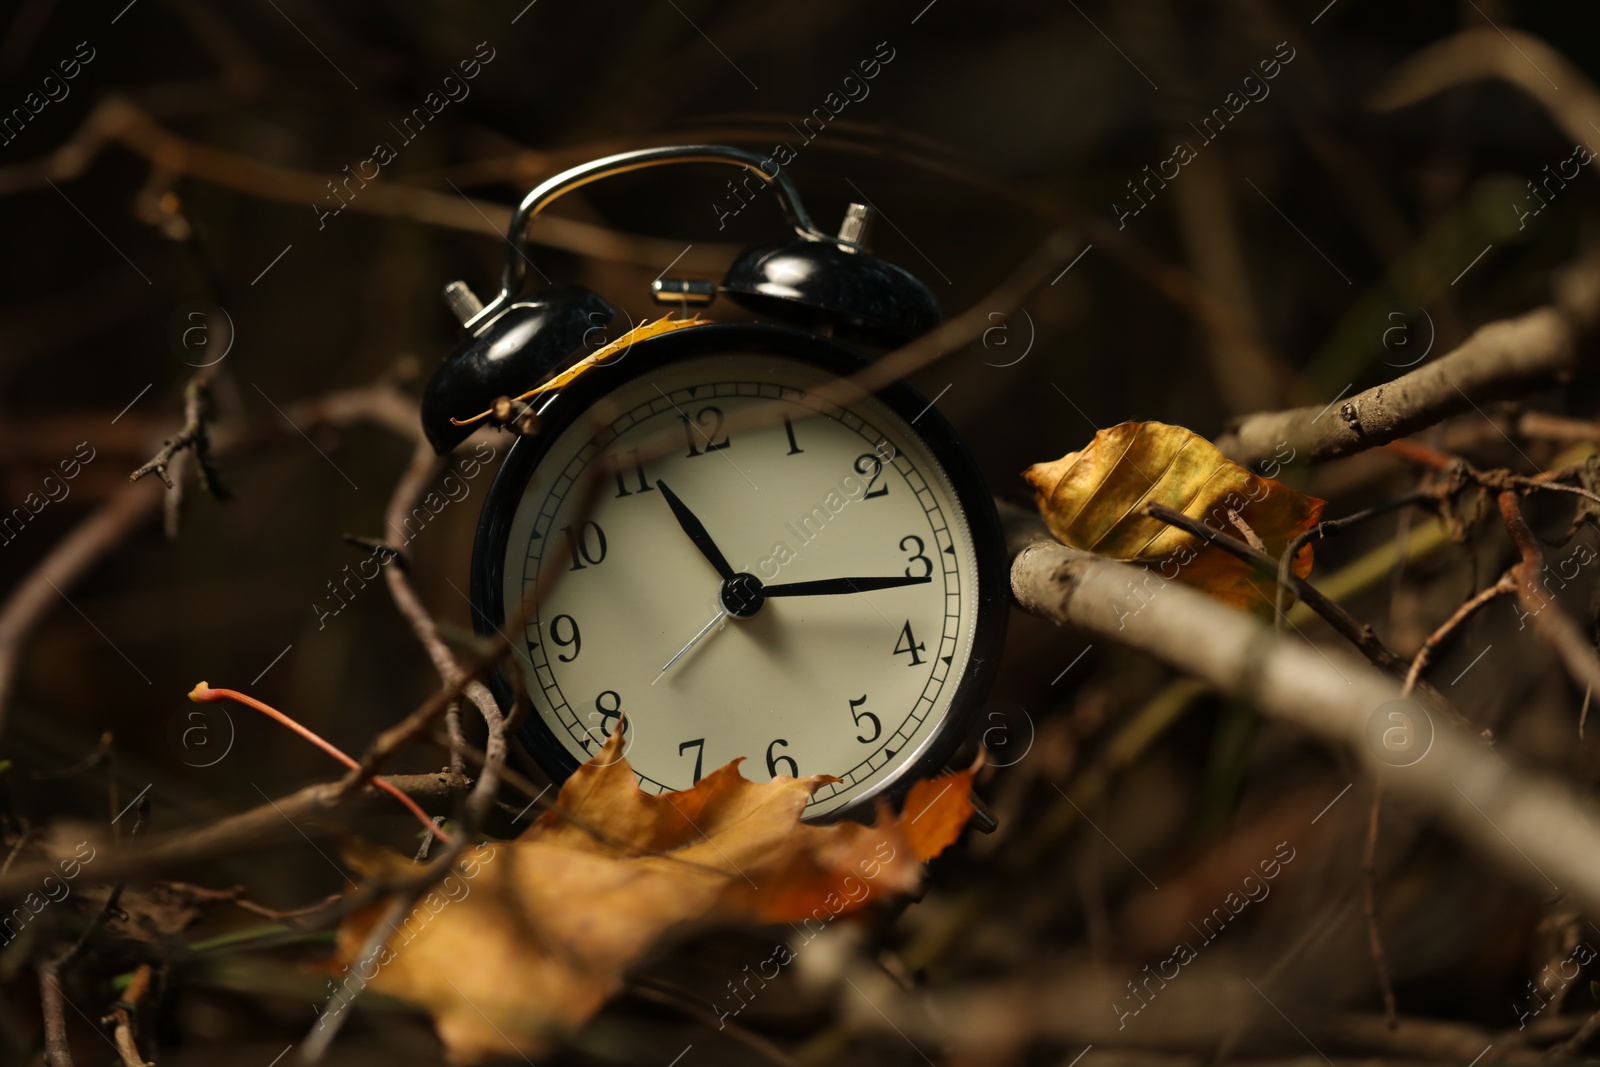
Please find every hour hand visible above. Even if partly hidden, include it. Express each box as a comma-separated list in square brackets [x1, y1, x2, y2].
[762, 575, 932, 597]
[656, 480, 734, 581]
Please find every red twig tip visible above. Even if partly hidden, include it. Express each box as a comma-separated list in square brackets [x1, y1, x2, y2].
[188, 682, 453, 846]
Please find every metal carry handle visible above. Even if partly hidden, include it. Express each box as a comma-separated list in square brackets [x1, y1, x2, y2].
[460, 144, 836, 331]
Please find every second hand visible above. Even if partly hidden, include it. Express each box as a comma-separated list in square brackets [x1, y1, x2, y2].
[652, 607, 729, 685]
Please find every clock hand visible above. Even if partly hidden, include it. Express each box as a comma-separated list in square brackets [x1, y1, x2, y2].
[762, 575, 933, 597]
[656, 480, 735, 581]
[652, 606, 729, 685]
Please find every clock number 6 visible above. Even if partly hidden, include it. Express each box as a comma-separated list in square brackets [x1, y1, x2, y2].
[900, 535, 932, 579]
[848, 695, 881, 744]
[765, 738, 798, 778]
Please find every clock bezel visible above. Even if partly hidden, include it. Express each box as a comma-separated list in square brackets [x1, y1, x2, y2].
[468, 322, 1008, 822]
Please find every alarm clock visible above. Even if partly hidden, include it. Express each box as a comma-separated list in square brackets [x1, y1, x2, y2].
[420, 145, 1006, 820]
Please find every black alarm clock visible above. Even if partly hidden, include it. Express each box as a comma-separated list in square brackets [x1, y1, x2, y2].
[420, 145, 1006, 821]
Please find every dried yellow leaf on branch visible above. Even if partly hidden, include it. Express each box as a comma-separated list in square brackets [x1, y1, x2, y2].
[451, 314, 709, 426]
[1024, 421, 1325, 611]
[329, 731, 976, 1064]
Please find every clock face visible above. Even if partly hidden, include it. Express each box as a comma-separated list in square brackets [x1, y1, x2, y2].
[479, 330, 1000, 819]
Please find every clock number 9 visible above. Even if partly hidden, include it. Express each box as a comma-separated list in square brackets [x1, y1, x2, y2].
[848, 695, 881, 744]
[900, 535, 932, 579]
[549, 614, 582, 662]
[853, 454, 889, 499]
[765, 738, 798, 778]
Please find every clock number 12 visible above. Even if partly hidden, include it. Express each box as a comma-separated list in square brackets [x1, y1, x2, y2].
[679, 406, 731, 457]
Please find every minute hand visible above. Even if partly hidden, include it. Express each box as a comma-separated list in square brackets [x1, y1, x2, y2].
[762, 575, 932, 597]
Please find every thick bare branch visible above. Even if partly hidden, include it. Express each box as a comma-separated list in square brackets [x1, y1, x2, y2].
[1215, 255, 1600, 468]
[1011, 540, 1600, 913]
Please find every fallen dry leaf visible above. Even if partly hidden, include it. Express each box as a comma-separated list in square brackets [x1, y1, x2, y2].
[329, 732, 976, 1063]
[1024, 421, 1325, 611]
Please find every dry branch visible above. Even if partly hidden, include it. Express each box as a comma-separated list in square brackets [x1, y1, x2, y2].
[1369, 27, 1600, 155]
[0, 772, 468, 900]
[0, 382, 424, 736]
[1010, 539, 1600, 914]
[0, 95, 735, 272]
[1215, 254, 1600, 468]
[37, 958, 72, 1067]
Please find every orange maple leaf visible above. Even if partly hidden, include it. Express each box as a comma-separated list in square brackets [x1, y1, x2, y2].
[330, 730, 976, 1063]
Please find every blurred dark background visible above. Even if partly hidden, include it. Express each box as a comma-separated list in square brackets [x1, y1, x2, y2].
[6, 0, 1600, 1062]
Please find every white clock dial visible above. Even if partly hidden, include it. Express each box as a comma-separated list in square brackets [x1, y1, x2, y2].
[499, 352, 980, 817]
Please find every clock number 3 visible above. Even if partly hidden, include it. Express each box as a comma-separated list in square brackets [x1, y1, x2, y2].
[679, 405, 731, 457]
[900, 535, 932, 579]
[848, 695, 881, 744]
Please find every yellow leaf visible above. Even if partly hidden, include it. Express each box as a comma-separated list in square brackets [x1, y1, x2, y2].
[330, 729, 975, 1063]
[1024, 421, 1326, 611]
[450, 314, 710, 426]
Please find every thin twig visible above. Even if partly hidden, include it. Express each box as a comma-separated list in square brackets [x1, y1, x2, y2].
[1274, 492, 1438, 623]
[1498, 490, 1600, 697]
[38, 958, 73, 1067]
[0, 381, 427, 737]
[1549, 1002, 1600, 1059]
[1403, 569, 1518, 697]
[1144, 503, 1440, 694]
[1362, 789, 1398, 1030]
[0, 95, 730, 269]
[58, 796, 149, 975]
[0, 772, 469, 899]
[100, 964, 154, 1067]
[130, 376, 228, 498]
[379, 442, 493, 752]
[189, 684, 450, 844]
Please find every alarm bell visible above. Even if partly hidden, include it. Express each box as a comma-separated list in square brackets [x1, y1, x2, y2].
[421, 286, 615, 454]
[721, 202, 940, 347]
[420, 145, 942, 454]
